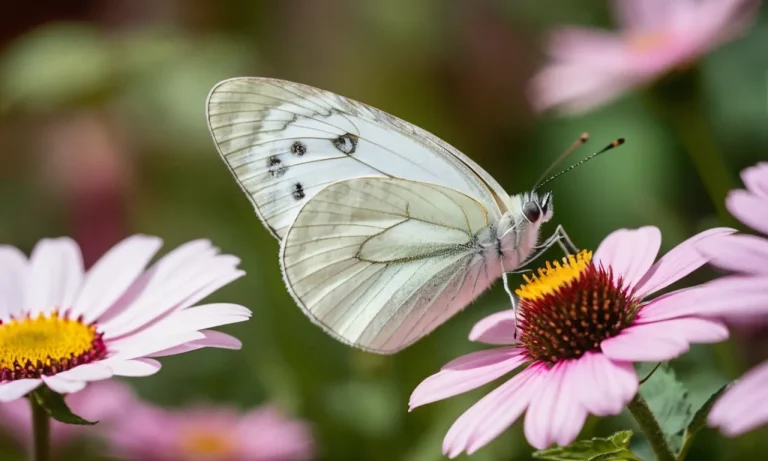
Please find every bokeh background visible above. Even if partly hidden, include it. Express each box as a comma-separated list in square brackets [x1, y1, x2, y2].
[0, 0, 766, 460]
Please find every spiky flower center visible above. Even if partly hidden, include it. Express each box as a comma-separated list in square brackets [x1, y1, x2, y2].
[516, 250, 640, 364]
[0, 311, 107, 382]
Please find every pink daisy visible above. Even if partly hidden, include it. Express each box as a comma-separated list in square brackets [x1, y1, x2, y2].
[683, 162, 768, 436]
[0, 235, 250, 401]
[0, 380, 133, 453]
[105, 401, 314, 460]
[529, 0, 759, 114]
[409, 226, 735, 456]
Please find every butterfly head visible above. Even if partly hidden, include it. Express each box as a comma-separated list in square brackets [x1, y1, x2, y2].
[516, 191, 553, 224]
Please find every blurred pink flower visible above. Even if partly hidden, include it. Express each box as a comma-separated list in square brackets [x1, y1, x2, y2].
[410, 226, 735, 456]
[106, 402, 314, 461]
[0, 236, 250, 401]
[687, 162, 768, 436]
[0, 380, 133, 452]
[529, 0, 759, 114]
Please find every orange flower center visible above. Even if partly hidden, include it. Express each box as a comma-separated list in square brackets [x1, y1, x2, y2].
[627, 31, 672, 54]
[179, 428, 236, 459]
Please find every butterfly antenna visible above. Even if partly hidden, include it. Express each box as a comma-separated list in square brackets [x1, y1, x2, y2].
[533, 132, 589, 190]
[535, 138, 625, 191]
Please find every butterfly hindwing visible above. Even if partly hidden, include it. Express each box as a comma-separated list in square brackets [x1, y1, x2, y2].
[206, 77, 508, 239]
[280, 177, 499, 353]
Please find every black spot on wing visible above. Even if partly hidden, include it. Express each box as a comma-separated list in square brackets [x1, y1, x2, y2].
[291, 141, 307, 156]
[267, 155, 287, 178]
[292, 182, 306, 201]
[332, 133, 358, 154]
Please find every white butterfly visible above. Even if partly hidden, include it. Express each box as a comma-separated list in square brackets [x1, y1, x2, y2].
[205, 77, 577, 354]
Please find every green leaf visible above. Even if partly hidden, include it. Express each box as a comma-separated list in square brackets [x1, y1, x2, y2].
[30, 387, 97, 425]
[533, 431, 642, 460]
[686, 383, 730, 436]
[639, 364, 693, 452]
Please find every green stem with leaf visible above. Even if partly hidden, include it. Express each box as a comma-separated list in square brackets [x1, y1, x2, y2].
[627, 394, 675, 461]
[30, 395, 50, 461]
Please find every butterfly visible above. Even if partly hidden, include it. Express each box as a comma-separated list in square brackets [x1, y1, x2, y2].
[205, 77, 597, 354]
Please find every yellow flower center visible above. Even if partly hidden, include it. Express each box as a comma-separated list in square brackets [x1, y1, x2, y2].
[627, 31, 671, 54]
[0, 311, 106, 381]
[179, 429, 235, 459]
[516, 250, 592, 301]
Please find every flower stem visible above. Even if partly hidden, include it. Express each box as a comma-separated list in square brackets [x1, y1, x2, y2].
[30, 396, 50, 461]
[645, 67, 737, 226]
[627, 393, 675, 461]
[675, 430, 696, 461]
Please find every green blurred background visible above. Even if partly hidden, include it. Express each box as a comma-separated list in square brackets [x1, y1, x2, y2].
[0, 1, 766, 459]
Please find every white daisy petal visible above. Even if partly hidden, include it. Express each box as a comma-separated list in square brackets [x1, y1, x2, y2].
[26, 238, 84, 316]
[41, 376, 86, 394]
[106, 358, 162, 377]
[147, 330, 243, 358]
[108, 331, 207, 361]
[0, 246, 29, 319]
[54, 363, 114, 382]
[102, 265, 245, 338]
[72, 235, 163, 322]
[0, 379, 41, 402]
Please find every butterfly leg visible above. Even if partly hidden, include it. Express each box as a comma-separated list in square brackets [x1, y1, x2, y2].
[554, 224, 579, 256]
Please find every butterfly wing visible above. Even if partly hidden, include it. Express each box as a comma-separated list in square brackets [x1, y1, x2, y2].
[280, 177, 501, 354]
[206, 77, 509, 239]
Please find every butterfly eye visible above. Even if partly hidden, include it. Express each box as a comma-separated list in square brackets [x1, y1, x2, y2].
[522, 201, 541, 223]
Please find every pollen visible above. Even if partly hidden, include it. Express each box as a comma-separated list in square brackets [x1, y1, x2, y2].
[516, 250, 593, 301]
[516, 252, 640, 364]
[0, 310, 107, 382]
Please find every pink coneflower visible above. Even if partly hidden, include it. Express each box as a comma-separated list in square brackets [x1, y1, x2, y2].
[529, 0, 759, 114]
[105, 402, 314, 461]
[0, 380, 133, 452]
[686, 162, 768, 436]
[0, 236, 250, 400]
[410, 226, 735, 456]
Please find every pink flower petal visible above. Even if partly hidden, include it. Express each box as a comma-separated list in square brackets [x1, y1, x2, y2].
[443, 363, 541, 458]
[741, 162, 768, 199]
[709, 360, 768, 436]
[602, 317, 727, 362]
[573, 352, 638, 416]
[524, 362, 568, 450]
[612, 0, 674, 31]
[634, 288, 703, 322]
[106, 358, 162, 377]
[528, 63, 634, 114]
[409, 347, 527, 410]
[25, 238, 84, 316]
[633, 227, 737, 297]
[697, 234, 768, 275]
[727, 190, 768, 235]
[547, 27, 628, 68]
[72, 235, 163, 322]
[692, 275, 768, 319]
[594, 226, 661, 291]
[42, 376, 86, 394]
[546, 362, 589, 447]
[0, 379, 41, 402]
[601, 326, 688, 362]
[469, 309, 518, 345]
[0, 246, 28, 319]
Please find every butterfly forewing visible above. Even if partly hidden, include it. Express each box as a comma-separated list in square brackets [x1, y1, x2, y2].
[280, 177, 496, 353]
[206, 77, 508, 239]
